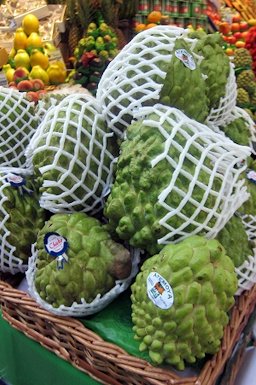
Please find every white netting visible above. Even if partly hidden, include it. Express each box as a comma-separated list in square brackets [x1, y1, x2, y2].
[234, 214, 256, 295]
[131, 105, 251, 245]
[97, 25, 200, 138]
[0, 168, 36, 274]
[207, 106, 256, 154]
[36, 84, 92, 122]
[205, 62, 237, 127]
[26, 244, 141, 317]
[0, 86, 39, 168]
[25, 93, 116, 214]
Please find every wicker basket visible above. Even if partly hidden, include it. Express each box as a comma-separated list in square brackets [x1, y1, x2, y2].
[0, 276, 256, 385]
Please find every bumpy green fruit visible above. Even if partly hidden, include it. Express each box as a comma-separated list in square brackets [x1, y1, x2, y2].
[0, 173, 47, 262]
[159, 37, 209, 123]
[31, 94, 118, 212]
[216, 214, 253, 267]
[190, 32, 230, 110]
[104, 110, 222, 255]
[131, 236, 237, 370]
[220, 116, 251, 146]
[0, 87, 38, 167]
[34, 212, 132, 307]
[238, 158, 256, 216]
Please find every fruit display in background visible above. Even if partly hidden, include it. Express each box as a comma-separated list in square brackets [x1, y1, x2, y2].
[70, 17, 119, 96]
[231, 47, 256, 120]
[5, 14, 67, 88]
[34, 212, 132, 307]
[219, 13, 251, 56]
[245, 26, 256, 76]
[131, 236, 237, 369]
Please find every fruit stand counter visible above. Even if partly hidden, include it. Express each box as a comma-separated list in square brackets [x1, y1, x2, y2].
[0, 309, 101, 385]
[1, 277, 256, 385]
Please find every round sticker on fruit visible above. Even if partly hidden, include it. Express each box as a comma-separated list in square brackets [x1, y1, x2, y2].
[247, 169, 256, 184]
[175, 49, 196, 70]
[44, 232, 68, 257]
[5, 173, 25, 187]
[147, 272, 174, 310]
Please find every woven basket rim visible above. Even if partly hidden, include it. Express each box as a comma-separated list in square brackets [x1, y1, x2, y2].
[0, 279, 256, 385]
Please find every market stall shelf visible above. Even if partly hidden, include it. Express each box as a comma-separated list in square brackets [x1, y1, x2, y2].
[0, 278, 256, 385]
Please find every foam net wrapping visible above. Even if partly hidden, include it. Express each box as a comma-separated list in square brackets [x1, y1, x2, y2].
[205, 62, 237, 127]
[234, 214, 256, 295]
[208, 106, 256, 155]
[130, 105, 251, 245]
[35, 85, 92, 123]
[0, 87, 38, 168]
[0, 168, 35, 274]
[25, 93, 116, 214]
[26, 244, 141, 317]
[97, 25, 200, 138]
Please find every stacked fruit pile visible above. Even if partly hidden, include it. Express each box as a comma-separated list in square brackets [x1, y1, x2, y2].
[70, 17, 119, 96]
[232, 47, 256, 119]
[3, 14, 67, 97]
[219, 13, 250, 56]
[0, 25, 256, 374]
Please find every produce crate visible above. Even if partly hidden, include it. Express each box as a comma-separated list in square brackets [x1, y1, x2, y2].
[0, 275, 256, 385]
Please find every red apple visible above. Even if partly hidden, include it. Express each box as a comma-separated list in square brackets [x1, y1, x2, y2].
[240, 21, 249, 31]
[218, 22, 231, 35]
[233, 31, 242, 39]
[227, 35, 237, 44]
[231, 22, 240, 32]
[17, 79, 34, 92]
[241, 31, 249, 40]
[13, 67, 29, 84]
[232, 14, 241, 23]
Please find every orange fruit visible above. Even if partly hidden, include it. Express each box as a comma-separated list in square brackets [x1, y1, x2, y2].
[26, 32, 43, 49]
[30, 49, 49, 70]
[13, 28, 27, 50]
[135, 23, 146, 33]
[145, 23, 157, 29]
[22, 14, 39, 35]
[147, 11, 162, 23]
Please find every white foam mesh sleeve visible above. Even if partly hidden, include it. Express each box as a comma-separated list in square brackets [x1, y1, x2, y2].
[26, 244, 141, 317]
[132, 105, 251, 246]
[26, 93, 116, 214]
[0, 169, 34, 274]
[97, 25, 200, 138]
[205, 62, 237, 127]
[0, 87, 38, 168]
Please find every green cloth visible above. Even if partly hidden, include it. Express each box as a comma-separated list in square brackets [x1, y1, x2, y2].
[81, 289, 151, 362]
[0, 310, 101, 385]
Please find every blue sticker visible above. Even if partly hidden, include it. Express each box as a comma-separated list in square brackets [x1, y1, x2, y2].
[44, 232, 69, 257]
[5, 173, 26, 187]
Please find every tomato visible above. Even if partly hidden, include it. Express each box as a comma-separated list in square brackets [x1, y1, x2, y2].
[231, 23, 240, 32]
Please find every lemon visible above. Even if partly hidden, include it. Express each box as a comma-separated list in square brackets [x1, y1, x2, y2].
[14, 49, 30, 69]
[26, 32, 43, 49]
[13, 28, 27, 50]
[47, 63, 67, 85]
[22, 14, 39, 36]
[30, 49, 49, 70]
[29, 65, 49, 84]
[5, 67, 16, 83]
